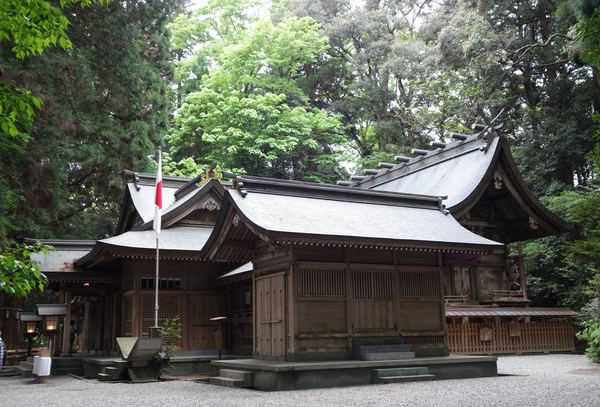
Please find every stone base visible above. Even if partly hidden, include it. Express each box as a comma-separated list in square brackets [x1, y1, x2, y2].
[211, 355, 498, 391]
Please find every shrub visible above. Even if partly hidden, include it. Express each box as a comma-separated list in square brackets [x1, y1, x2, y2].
[577, 319, 600, 362]
[150, 315, 182, 379]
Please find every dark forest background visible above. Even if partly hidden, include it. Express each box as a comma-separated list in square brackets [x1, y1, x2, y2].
[2, 0, 600, 337]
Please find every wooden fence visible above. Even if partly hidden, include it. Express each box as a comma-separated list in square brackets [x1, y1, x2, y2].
[447, 320, 575, 354]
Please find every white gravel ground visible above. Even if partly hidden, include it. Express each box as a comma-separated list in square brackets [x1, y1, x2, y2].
[1, 354, 598, 407]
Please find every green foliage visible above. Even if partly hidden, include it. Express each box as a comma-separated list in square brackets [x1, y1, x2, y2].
[524, 187, 600, 310]
[0, 0, 108, 139]
[1, 0, 186, 241]
[170, 89, 347, 181]
[577, 319, 600, 362]
[32, 328, 49, 347]
[0, 0, 109, 59]
[168, 10, 349, 182]
[151, 315, 182, 379]
[0, 242, 50, 298]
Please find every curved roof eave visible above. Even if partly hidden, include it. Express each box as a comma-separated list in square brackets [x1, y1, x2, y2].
[494, 140, 572, 234]
[199, 186, 504, 263]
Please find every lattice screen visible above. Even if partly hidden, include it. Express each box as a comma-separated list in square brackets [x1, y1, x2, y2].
[141, 294, 181, 340]
[123, 296, 134, 337]
[402, 335, 445, 345]
[297, 268, 346, 296]
[352, 270, 394, 299]
[398, 271, 440, 297]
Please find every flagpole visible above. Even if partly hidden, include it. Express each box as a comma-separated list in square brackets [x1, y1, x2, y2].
[153, 147, 162, 329]
[155, 232, 159, 328]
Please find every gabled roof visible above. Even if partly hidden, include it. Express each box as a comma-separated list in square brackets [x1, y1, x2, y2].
[25, 239, 121, 288]
[199, 176, 503, 263]
[26, 239, 95, 272]
[116, 171, 192, 234]
[135, 179, 226, 232]
[76, 225, 213, 268]
[352, 134, 570, 242]
[355, 134, 497, 210]
[116, 171, 231, 234]
[77, 173, 230, 269]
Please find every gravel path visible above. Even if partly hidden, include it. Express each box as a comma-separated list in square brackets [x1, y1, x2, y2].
[1, 354, 599, 407]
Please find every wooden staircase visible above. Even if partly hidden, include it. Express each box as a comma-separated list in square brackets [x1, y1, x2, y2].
[209, 369, 253, 388]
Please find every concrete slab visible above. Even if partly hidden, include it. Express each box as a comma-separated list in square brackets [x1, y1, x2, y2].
[211, 355, 498, 391]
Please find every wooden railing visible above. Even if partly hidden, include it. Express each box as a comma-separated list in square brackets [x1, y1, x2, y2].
[490, 290, 525, 299]
[447, 321, 575, 354]
[444, 295, 469, 305]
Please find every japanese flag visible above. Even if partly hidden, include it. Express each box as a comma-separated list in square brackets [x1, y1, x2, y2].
[153, 148, 162, 234]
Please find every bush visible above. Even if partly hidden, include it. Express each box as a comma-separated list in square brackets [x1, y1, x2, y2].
[150, 316, 182, 379]
[577, 319, 600, 362]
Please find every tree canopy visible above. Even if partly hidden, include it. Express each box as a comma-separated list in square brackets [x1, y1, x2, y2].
[2, 0, 600, 337]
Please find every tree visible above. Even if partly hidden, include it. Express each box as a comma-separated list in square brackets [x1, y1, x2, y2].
[1, 0, 187, 241]
[0, 242, 49, 298]
[168, 7, 349, 182]
[0, 0, 109, 138]
[284, 0, 439, 166]
[0, 242, 50, 348]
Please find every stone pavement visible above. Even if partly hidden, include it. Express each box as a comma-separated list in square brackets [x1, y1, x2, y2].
[0, 354, 599, 407]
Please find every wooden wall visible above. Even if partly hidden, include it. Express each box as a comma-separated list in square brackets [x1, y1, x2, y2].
[120, 258, 227, 351]
[447, 320, 575, 354]
[253, 245, 448, 360]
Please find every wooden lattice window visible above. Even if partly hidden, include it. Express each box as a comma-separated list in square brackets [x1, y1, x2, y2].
[141, 295, 181, 340]
[141, 277, 181, 290]
[123, 296, 133, 337]
[352, 270, 393, 299]
[398, 271, 440, 297]
[297, 268, 346, 296]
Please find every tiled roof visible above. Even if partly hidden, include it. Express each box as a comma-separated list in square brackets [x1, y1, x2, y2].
[98, 225, 213, 251]
[75, 225, 213, 267]
[127, 182, 179, 224]
[229, 189, 502, 250]
[445, 307, 576, 318]
[355, 135, 497, 210]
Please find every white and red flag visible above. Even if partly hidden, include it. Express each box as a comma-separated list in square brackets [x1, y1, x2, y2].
[153, 148, 162, 234]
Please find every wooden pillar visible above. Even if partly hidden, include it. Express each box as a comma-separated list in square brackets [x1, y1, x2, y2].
[61, 291, 72, 355]
[83, 302, 90, 352]
[517, 243, 528, 301]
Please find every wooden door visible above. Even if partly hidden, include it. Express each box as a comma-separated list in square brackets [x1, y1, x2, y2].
[351, 270, 395, 332]
[188, 294, 226, 350]
[452, 266, 473, 298]
[255, 273, 286, 357]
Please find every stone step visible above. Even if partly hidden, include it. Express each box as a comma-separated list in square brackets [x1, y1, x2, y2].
[357, 344, 412, 355]
[0, 367, 18, 377]
[352, 337, 405, 347]
[373, 366, 429, 378]
[352, 337, 407, 360]
[209, 376, 250, 388]
[12, 364, 34, 378]
[97, 373, 113, 382]
[51, 358, 84, 376]
[360, 351, 416, 361]
[210, 369, 253, 388]
[98, 366, 124, 381]
[52, 367, 85, 376]
[220, 369, 252, 380]
[379, 374, 436, 384]
[19, 360, 34, 369]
